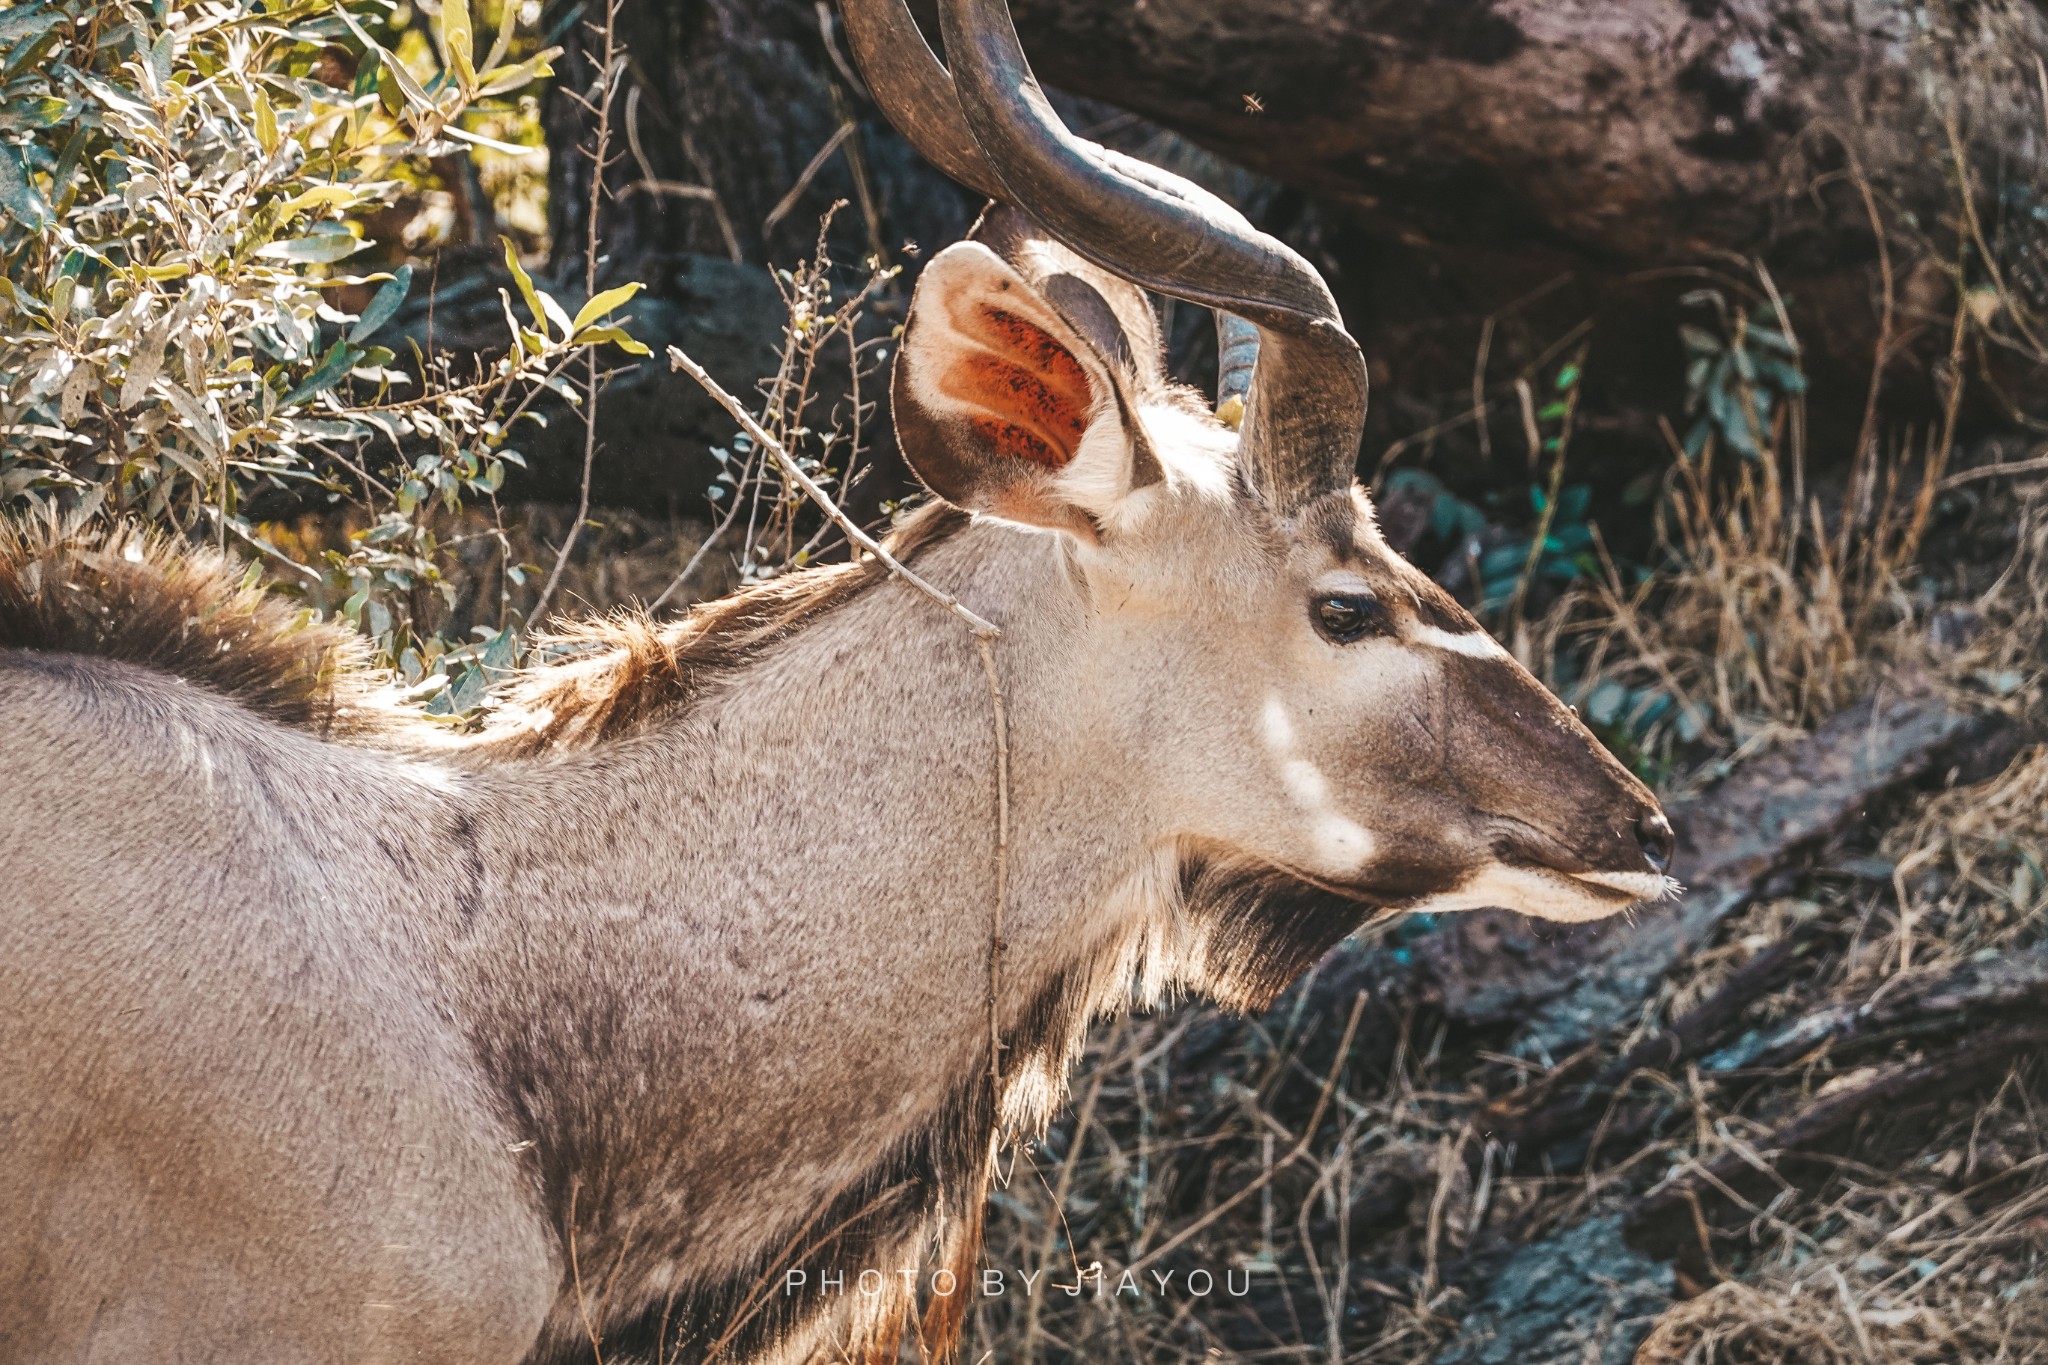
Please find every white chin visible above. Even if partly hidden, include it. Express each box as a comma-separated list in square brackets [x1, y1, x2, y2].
[1404, 864, 1675, 925]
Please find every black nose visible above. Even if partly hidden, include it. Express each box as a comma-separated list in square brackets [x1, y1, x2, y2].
[1636, 812, 1675, 875]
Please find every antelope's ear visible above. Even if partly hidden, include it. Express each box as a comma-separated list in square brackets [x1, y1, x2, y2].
[892, 242, 1157, 537]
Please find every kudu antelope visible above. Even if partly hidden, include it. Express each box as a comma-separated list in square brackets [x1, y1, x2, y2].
[0, 0, 1672, 1359]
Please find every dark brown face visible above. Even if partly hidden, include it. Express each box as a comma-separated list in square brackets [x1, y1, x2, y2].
[1269, 493, 1673, 921]
[1090, 484, 1674, 928]
[1343, 590, 1673, 920]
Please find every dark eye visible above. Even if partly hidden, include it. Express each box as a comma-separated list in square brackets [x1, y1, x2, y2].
[1311, 593, 1387, 644]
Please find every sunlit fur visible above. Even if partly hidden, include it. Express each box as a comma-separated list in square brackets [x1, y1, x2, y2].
[0, 255, 1668, 1365]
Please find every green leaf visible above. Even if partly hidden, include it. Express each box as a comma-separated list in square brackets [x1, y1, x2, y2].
[1554, 363, 1579, 391]
[537, 289, 574, 339]
[335, 6, 435, 112]
[448, 662, 488, 713]
[1754, 355, 1808, 395]
[376, 61, 405, 117]
[570, 281, 642, 334]
[1678, 324, 1722, 357]
[50, 122, 87, 204]
[5, 26, 61, 83]
[479, 625, 518, 675]
[572, 325, 650, 356]
[0, 4, 57, 45]
[502, 237, 547, 331]
[1587, 680, 1628, 727]
[353, 45, 383, 98]
[439, 0, 476, 89]
[256, 231, 365, 264]
[253, 88, 279, 154]
[349, 265, 413, 343]
[1479, 541, 1531, 581]
[0, 144, 50, 229]
[482, 0, 521, 72]
[279, 341, 363, 408]
[475, 49, 554, 97]
[148, 30, 174, 94]
[120, 320, 171, 410]
[1745, 323, 1797, 357]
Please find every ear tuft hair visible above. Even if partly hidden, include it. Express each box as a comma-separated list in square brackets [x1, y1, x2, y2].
[892, 242, 1152, 536]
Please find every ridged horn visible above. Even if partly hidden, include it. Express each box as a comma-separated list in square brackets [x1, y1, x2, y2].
[1214, 312, 1260, 429]
[838, 0, 1368, 508]
[837, 0, 1006, 201]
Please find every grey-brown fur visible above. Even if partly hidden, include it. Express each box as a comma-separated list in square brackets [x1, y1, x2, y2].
[0, 241, 1667, 1365]
[0, 508, 1355, 1365]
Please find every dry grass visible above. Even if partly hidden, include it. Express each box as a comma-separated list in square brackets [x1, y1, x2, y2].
[1632, 1064, 2048, 1365]
[1533, 428, 1950, 792]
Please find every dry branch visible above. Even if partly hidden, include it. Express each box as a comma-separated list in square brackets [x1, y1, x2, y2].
[1625, 1021, 2048, 1258]
[1479, 927, 1819, 1165]
[1717, 940, 2048, 1074]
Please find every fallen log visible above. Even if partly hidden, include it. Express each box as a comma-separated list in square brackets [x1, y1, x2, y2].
[1478, 926, 1820, 1165]
[1624, 1019, 2048, 1261]
[1702, 939, 2048, 1074]
[1485, 936, 2048, 1186]
[1433, 1215, 1673, 1365]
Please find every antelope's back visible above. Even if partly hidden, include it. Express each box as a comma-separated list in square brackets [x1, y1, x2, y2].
[0, 647, 555, 1364]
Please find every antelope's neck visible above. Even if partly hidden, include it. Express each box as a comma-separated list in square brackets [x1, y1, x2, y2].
[445, 522, 1169, 1279]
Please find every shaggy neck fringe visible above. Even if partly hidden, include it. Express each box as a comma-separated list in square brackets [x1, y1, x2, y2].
[478, 504, 967, 756]
[0, 505, 969, 753]
[0, 518, 395, 737]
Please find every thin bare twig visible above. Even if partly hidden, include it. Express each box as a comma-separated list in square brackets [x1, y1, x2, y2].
[666, 346, 999, 639]
[669, 329, 1010, 1365]
[762, 122, 856, 238]
[647, 500, 743, 612]
[1940, 451, 2048, 490]
[1123, 992, 1367, 1278]
[532, 0, 625, 624]
[624, 85, 720, 204]
[979, 634, 1011, 1102]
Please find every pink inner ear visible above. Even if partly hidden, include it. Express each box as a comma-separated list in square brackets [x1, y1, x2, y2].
[938, 305, 1095, 468]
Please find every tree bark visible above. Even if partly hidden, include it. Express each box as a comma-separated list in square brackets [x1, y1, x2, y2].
[534, 0, 2048, 513]
[554, 0, 2048, 325]
[1005, 0, 2046, 268]
[543, 0, 979, 280]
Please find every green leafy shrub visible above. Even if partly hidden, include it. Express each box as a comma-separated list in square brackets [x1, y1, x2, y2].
[0, 0, 639, 702]
[1678, 288, 1807, 460]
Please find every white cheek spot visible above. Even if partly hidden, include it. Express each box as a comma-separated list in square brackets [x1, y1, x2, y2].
[1413, 625, 1509, 659]
[1311, 815, 1376, 868]
[1280, 758, 1330, 807]
[1261, 694, 1296, 748]
[1260, 693, 1377, 875]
